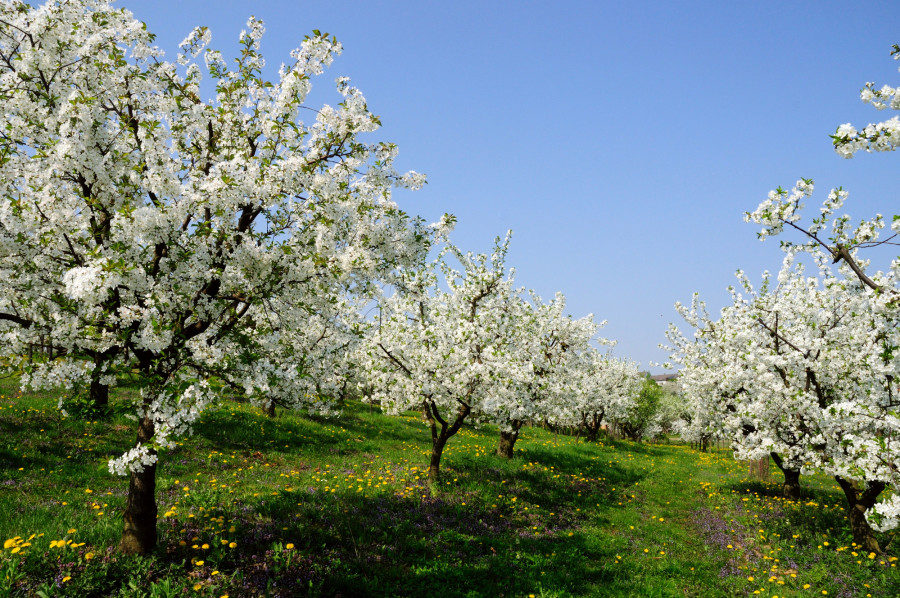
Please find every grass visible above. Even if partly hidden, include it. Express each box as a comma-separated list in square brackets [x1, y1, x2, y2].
[0, 378, 897, 597]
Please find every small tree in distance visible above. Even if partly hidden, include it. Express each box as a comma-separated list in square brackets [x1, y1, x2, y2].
[488, 291, 606, 458]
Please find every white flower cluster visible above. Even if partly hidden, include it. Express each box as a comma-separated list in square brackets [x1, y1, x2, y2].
[108, 444, 158, 476]
[831, 56, 900, 157]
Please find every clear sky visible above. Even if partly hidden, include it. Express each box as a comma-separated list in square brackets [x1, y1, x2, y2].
[133, 0, 900, 371]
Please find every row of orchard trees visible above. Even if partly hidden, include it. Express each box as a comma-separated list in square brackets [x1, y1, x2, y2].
[0, 0, 646, 555]
[666, 49, 900, 553]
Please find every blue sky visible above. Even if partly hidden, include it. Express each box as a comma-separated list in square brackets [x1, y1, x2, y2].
[134, 0, 900, 371]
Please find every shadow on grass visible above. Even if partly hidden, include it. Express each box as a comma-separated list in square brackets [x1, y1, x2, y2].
[166, 486, 651, 598]
[188, 404, 428, 463]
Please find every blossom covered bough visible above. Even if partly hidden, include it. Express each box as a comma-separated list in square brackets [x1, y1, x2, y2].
[0, 0, 439, 553]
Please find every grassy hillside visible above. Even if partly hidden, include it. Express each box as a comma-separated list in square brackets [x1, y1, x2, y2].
[0, 380, 896, 597]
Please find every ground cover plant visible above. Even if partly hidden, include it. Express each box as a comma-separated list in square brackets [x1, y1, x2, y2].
[1, 380, 896, 597]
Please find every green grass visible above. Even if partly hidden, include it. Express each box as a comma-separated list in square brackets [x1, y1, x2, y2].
[0, 379, 897, 597]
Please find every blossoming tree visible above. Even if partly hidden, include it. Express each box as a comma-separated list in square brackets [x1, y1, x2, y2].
[360, 234, 520, 480]
[741, 44, 900, 544]
[0, 0, 434, 553]
[555, 352, 643, 443]
[667, 45, 900, 550]
[486, 291, 604, 457]
[671, 253, 896, 551]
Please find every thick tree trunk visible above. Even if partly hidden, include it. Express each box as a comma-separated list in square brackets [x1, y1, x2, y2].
[582, 412, 603, 443]
[782, 468, 801, 500]
[429, 433, 449, 481]
[621, 423, 641, 442]
[497, 420, 523, 458]
[835, 476, 885, 554]
[769, 452, 801, 500]
[87, 348, 117, 412]
[90, 376, 109, 410]
[264, 400, 276, 418]
[120, 414, 158, 554]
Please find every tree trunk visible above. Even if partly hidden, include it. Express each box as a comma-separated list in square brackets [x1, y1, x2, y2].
[264, 400, 276, 418]
[429, 432, 449, 481]
[120, 413, 158, 554]
[781, 468, 801, 500]
[769, 452, 801, 500]
[582, 412, 603, 443]
[835, 476, 885, 554]
[423, 399, 470, 482]
[90, 376, 109, 410]
[497, 420, 523, 458]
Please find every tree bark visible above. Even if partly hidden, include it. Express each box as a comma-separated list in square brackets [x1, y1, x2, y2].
[497, 420, 523, 458]
[120, 413, 158, 554]
[835, 476, 885, 554]
[90, 375, 109, 410]
[770, 452, 801, 500]
[429, 432, 449, 481]
[424, 399, 470, 482]
[582, 412, 603, 443]
[264, 400, 276, 418]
